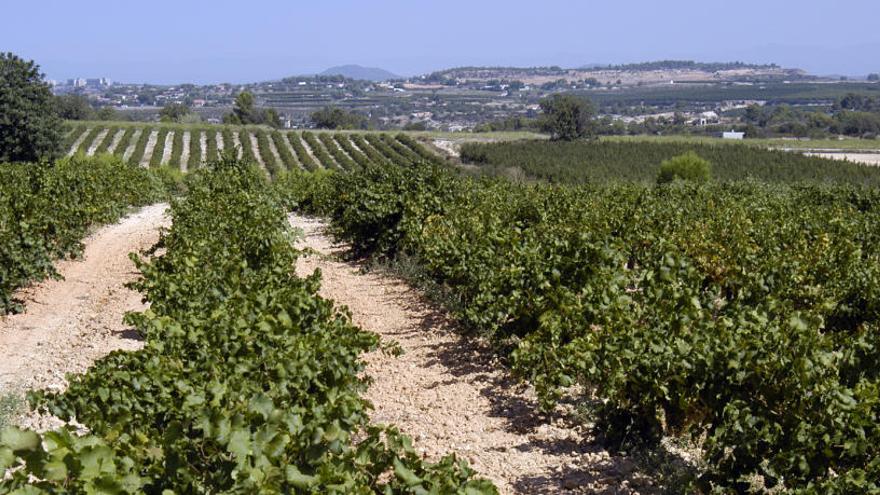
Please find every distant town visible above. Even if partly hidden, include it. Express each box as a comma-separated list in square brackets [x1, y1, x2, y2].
[50, 62, 880, 135]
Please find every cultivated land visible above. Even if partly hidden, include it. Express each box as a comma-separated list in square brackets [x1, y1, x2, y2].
[6, 128, 880, 491]
[0, 205, 169, 431]
[62, 121, 452, 174]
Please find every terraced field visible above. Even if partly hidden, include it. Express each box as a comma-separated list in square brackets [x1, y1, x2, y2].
[62, 122, 446, 175]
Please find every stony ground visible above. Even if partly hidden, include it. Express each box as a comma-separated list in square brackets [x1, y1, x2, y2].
[290, 215, 658, 495]
[0, 204, 169, 430]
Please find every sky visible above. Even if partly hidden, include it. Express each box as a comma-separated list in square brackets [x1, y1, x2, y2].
[3, 0, 879, 84]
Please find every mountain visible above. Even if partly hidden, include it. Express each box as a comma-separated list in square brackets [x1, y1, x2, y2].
[319, 64, 399, 81]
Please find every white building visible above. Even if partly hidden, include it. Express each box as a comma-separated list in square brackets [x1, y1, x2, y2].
[723, 131, 745, 140]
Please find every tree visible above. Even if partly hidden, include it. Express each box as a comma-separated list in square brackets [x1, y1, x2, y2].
[0, 53, 63, 162]
[868, 73, 880, 82]
[310, 106, 367, 130]
[223, 91, 282, 128]
[538, 94, 597, 141]
[55, 94, 94, 120]
[95, 106, 117, 121]
[657, 152, 711, 184]
[160, 103, 191, 123]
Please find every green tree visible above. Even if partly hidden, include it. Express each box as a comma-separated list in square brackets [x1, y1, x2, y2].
[55, 94, 94, 120]
[223, 91, 281, 128]
[657, 151, 712, 184]
[538, 94, 596, 141]
[868, 73, 880, 82]
[160, 103, 191, 123]
[0, 53, 63, 162]
[95, 106, 117, 121]
[310, 106, 367, 129]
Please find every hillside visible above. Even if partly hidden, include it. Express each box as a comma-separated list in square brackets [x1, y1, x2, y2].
[319, 64, 399, 81]
[428, 60, 810, 86]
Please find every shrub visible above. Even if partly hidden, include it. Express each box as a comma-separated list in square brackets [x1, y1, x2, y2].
[657, 151, 711, 184]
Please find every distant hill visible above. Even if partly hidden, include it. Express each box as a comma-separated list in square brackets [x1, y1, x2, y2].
[319, 65, 399, 82]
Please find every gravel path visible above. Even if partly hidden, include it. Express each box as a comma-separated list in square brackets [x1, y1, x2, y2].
[248, 133, 266, 169]
[298, 137, 324, 169]
[266, 133, 283, 168]
[122, 129, 143, 162]
[290, 215, 655, 494]
[106, 129, 126, 154]
[0, 204, 169, 429]
[140, 130, 160, 167]
[180, 131, 191, 172]
[200, 131, 209, 166]
[231, 132, 243, 159]
[161, 131, 175, 166]
[67, 128, 91, 156]
[86, 128, 109, 156]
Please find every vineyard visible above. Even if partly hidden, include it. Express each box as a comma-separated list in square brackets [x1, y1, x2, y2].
[61, 122, 445, 176]
[0, 155, 166, 314]
[283, 163, 880, 493]
[0, 158, 495, 493]
[460, 139, 880, 185]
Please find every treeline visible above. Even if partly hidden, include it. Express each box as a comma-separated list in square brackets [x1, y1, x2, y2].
[282, 162, 880, 493]
[602, 60, 782, 72]
[459, 139, 880, 185]
[743, 94, 880, 138]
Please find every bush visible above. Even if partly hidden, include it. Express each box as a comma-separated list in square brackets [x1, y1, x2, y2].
[657, 151, 712, 184]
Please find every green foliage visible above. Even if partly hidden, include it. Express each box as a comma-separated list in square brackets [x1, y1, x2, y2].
[288, 132, 318, 171]
[205, 129, 219, 163]
[127, 127, 152, 166]
[351, 134, 392, 166]
[311, 106, 368, 130]
[0, 53, 63, 162]
[287, 163, 880, 492]
[159, 103, 192, 123]
[0, 158, 495, 494]
[149, 128, 169, 167]
[319, 132, 357, 170]
[334, 133, 371, 168]
[0, 155, 165, 313]
[255, 129, 279, 176]
[460, 139, 880, 186]
[239, 129, 258, 164]
[187, 129, 203, 170]
[538, 94, 597, 141]
[74, 127, 101, 155]
[302, 131, 337, 169]
[657, 151, 711, 184]
[169, 129, 184, 169]
[364, 134, 411, 165]
[271, 131, 297, 170]
[54, 94, 95, 120]
[93, 127, 119, 155]
[223, 91, 282, 128]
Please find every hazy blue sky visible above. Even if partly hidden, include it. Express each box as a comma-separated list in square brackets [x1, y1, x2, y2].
[4, 0, 879, 84]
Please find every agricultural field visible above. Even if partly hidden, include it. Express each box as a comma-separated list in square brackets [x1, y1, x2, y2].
[281, 160, 880, 493]
[458, 139, 880, 185]
[61, 122, 447, 175]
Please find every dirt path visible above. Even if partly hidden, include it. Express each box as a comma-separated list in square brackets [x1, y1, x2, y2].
[122, 129, 143, 162]
[290, 215, 653, 495]
[0, 204, 169, 428]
